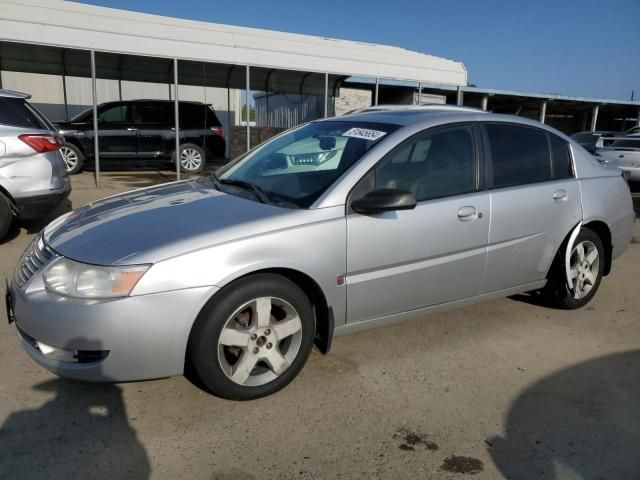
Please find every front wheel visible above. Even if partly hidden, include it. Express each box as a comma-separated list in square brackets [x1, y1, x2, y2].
[60, 143, 85, 175]
[173, 143, 205, 174]
[188, 274, 315, 400]
[542, 228, 605, 309]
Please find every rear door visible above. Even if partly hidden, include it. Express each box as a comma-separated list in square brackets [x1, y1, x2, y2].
[346, 124, 490, 324]
[481, 122, 582, 293]
[134, 102, 173, 157]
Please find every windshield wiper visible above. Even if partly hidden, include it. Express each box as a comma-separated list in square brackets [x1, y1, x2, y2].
[213, 176, 271, 204]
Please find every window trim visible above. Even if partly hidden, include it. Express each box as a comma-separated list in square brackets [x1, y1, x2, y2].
[481, 121, 557, 190]
[346, 121, 484, 211]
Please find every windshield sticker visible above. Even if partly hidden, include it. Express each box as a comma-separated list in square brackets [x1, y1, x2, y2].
[343, 128, 387, 141]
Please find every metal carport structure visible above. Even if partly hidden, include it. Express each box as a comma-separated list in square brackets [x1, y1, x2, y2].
[0, 0, 467, 185]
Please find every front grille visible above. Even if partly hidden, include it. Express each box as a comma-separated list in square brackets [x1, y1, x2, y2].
[13, 234, 56, 288]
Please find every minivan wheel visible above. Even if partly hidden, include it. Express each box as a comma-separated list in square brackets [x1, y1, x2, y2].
[188, 274, 315, 400]
[0, 193, 12, 240]
[175, 144, 205, 174]
[543, 228, 605, 309]
[60, 143, 85, 175]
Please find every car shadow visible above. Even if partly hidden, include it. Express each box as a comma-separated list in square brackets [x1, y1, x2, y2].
[0, 198, 72, 245]
[0, 337, 150, 479]
[508, 291, 558, 309]
[489, 350, 640, 479]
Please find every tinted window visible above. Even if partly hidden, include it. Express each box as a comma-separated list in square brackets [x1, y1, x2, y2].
[374, 125, 476, 201]
[570, 132, 595, 143]
[179, 103, 206, 129]
[98, 104, 128, 123]
[135, 104, 172, 124]
[0, 97, 50, 130]
[486, 124, 551, 187]
[611, 138, 640, 149]
[549, 135, 573, 179]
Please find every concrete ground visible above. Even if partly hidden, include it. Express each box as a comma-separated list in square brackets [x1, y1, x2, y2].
[1, 172, 639, 480]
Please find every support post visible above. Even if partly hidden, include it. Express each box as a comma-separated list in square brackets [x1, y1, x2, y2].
[324, 72, 329, 118]
[481, 95, 489, 111]
[90, 50, 100, 188]
[590, 105, 599, 131]
[374, 77, 379, 106]
[637, 109, 640, 127]
[416, 82, 422, 105]
[245, 65, 251, 152]
[173, 58, 180, 180]
[456, 86, 464, 106]
[539, 101, 547, 124]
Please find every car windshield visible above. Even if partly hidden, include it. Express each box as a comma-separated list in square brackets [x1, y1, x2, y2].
[215, 120, 400, 208]
[611, 138, 640, 149]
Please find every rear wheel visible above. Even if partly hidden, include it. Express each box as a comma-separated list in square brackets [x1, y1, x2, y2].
[174, 143, 205, 174]
[0, 193, 13, 241]
[188, 274, 314, 400]
[60, 143, 85, 175]
[542, 228, 605, 309]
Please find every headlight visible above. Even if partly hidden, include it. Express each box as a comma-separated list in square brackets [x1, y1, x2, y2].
[43, 257, 149, 299]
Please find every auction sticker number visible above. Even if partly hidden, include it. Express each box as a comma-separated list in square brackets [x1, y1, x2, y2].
[343, 128, 387, 141]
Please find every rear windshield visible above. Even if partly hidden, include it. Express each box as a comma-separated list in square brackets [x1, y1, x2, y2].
[570, 133, 594, 142]
[0, 97, 53, 130]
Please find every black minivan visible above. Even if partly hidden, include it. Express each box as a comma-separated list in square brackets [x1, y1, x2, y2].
[56, 100, 226, 174]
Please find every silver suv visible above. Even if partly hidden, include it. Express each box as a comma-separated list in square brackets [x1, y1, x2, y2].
[7, 106, 635, 400]
[0, 90, 70, 240]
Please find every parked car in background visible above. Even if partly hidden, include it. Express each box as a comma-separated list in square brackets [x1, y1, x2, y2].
[570, 130, 623, 153]
[595, 136, 640, 181]
[7, 106, 634, 400]
[56, 100, 226, 174]
[0, 90, 70, 240]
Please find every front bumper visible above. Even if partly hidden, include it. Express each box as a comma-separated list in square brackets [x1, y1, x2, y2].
[14, 178, 71, 220]
[9, 278, 218, 382]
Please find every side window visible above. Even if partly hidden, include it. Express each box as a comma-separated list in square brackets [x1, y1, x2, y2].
[486, 124, 551, 188]
[98, 104, 128, 124]
[373, 125, 476, 202]
[549, 135, 573, 179]
[135, 104, 172, 125]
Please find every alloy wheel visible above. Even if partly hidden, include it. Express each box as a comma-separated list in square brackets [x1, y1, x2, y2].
[60, 146, 78, 172]
[180, 148, 202, 172]
[217, 297, 303, 387]
[569, 240, 600, 299]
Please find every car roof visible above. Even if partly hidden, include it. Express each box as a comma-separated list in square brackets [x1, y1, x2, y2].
[0, 89, 31, 99]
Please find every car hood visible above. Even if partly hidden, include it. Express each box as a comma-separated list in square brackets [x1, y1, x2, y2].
[44, 178, 301, 265]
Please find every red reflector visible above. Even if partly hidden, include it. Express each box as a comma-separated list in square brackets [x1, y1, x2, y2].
[211, 127, 224, 137]
[18, 134, 62, 153]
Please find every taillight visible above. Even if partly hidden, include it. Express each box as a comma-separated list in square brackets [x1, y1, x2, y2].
[211, 127, 224, 137]
[18, 134, 62, 153]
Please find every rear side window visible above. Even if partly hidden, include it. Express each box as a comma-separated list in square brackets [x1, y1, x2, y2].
[486, 123, 551, 188]
[549, 135, 573, 179]
[0, 97, 50, 130]
[135, 104, 172, 124]
[98, 104, 129, 123]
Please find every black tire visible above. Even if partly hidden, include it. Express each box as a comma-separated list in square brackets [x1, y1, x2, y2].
[188, 273, 315, 400]
[60, 143, 85, 175]
[542, 228, 605, 309]
[0, 193, 12, 241]
[173, 143, 205, 174]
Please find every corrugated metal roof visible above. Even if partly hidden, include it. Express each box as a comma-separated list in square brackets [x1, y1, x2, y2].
[0, 0, 467, 85]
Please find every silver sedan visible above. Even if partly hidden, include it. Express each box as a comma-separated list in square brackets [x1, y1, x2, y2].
[7, 106, 635, 400]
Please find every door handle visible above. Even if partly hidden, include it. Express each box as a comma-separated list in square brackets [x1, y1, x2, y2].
[127, 127, 138, 132]
[457, 206, 477, 221]
[553, 189, 568, 201]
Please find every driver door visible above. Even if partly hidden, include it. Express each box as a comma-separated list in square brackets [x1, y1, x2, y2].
[345, 124, 490, 324]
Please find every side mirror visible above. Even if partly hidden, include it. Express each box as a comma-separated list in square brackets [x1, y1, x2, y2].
[351, 188, 417, 214]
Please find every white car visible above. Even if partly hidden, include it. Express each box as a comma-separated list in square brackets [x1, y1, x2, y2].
[596, 137, 640, 181]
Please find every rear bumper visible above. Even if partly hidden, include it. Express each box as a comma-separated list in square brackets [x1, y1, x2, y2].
[14, 178, 71, 220]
